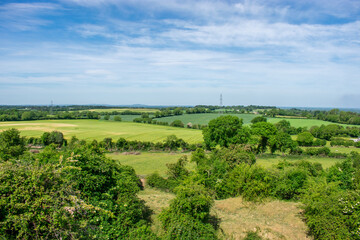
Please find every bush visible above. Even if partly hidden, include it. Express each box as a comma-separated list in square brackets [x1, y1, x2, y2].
[0, 143, 154, 239]
[216, 163, 272, 201]
[147, 172, 172, 191]
[297, 132, 314, 146]
[0, 128, 26, 161]
[159, 182, 218, 240]
[171, 120, 184, 128]
[313, 138, 327, 146]
[272, 168, 308, 200]
[304, 147, 330, 156]
[114, 116, 122, 121]
[301, 179, 360, 240]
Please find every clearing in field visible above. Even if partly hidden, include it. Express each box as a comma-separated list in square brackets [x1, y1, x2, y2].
[0, 120, 202, 143]
[138, 188, 310, 240]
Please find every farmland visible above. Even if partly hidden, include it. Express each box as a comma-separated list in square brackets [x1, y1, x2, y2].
[152, 113, 354, 128]
[0, 119, 202, 143]
[86, 108, 160, 113]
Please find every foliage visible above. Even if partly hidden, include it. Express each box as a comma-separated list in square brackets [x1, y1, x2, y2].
[159, 182, 218, 240]
[296, 131, 314, 146]
[251, 122, 278, 153]
[0, 128, 26, 161]
[166, 156, 190, 181]
[203, 115, 250, 149]
[146, 172, 172, 191]
[0, 161, 93, 239]
[268, 132, 295, 154]
[41, 131, 65, 147]
[216, 163, 272, 201]
[214, 145, 256, 168]
[114, 116, 122, 121]
[251, 116, 267, 124]
[0, 143, 154, 239]
[301, 179, 360, 240]
[327, 158, 355, 190]
[171, 120, 185, 128]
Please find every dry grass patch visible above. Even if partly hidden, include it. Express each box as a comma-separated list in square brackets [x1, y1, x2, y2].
[138, 188, 175, 236]
[214, 197, 311, 240]
[139, 188, 311, 240]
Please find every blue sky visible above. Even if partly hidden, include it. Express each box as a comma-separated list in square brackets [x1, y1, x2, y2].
[0, 0, 360, 107]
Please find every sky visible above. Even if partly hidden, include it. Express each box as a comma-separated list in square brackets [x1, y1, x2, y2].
[0, 0, 360, 107]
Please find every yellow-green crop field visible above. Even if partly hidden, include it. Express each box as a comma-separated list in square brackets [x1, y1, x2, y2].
[0, 120, 202, 143]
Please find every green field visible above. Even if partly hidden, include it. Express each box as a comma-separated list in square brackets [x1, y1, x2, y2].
[87, 108, 159, 113]
[0, 120, 202, 143]
[153, 113, 354, 128]
[109, 115, 144, 122]
[256, 155, 342, 169]
[108, 152, 194, 177]
[107, 151, 345, 177]
[154, 113, 256, 125]
[267, 117, 352, 128]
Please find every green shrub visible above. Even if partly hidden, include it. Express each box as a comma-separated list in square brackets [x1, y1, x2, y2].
[272, 168, 308, 200]
[0, 143, 154, 239]
[216, 163, 272, 201]
[0, 128, 26, 161]
[327, 158, 355, 190]
[147, 172, 171, 191]
[301, 179, 360, 240]
[159, 182, 218, 240]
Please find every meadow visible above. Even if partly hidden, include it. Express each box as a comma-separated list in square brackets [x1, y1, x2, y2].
[0, 120, 202, 143]
[86, 108, 159, 113]
[153, 113, 353, 128]
[108, 151, 345, 176]
[108, 152, 194, 177]
[153, 113, 256, 125]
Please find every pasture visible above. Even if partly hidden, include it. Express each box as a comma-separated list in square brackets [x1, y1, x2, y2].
[109, 152, 194, 177]
[154, 113, 257, 125]
[0, 120, 202, 143]
[86, 108, 159, 113]
[108, 151, 344, 177]
[153, 113, 354, 128]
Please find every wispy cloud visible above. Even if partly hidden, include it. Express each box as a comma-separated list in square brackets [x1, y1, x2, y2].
[0, 2, 60, 31]
[0, 0, 359, 106]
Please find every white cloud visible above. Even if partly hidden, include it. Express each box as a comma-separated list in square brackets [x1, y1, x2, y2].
[0, 3, 60, 30]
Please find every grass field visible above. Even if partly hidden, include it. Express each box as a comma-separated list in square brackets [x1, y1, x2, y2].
[256, 155, 342, 169]
[153, 113, 354, 128]
[154, 113, 257, 125]
[108, 152, 194, 177]
[0, 120, 203, 143]
[138, 188, 310, 240]
[87, 108, 159, 113]
[107, 150, 345, 177]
